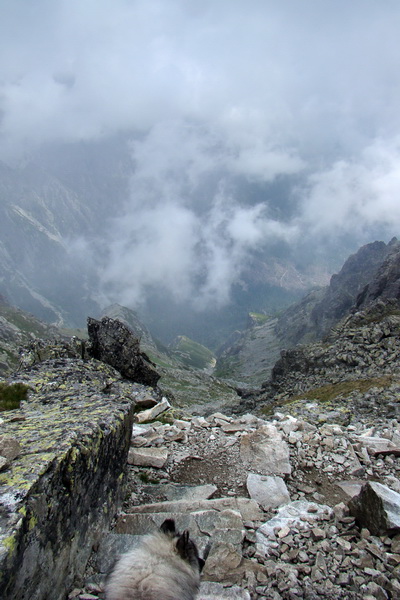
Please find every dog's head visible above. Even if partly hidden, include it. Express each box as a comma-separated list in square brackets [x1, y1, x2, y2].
[160, 519, 209, 573]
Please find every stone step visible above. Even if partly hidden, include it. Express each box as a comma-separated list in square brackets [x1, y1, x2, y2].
[103, 502, 266, 586]
[116, 496, 264, 523]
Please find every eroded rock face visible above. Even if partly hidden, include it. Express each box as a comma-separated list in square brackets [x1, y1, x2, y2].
[87, 316, 160, 387]
[0, 357, 148, 600]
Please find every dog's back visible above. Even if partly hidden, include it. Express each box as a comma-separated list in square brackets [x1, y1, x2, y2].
[105, 520, 204, 600]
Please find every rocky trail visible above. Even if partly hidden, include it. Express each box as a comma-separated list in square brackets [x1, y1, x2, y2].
[70, 393, 400, 600]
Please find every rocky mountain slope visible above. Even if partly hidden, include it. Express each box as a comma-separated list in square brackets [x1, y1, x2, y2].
[217, 238, 400, 388]
[0, 295, 62, 374]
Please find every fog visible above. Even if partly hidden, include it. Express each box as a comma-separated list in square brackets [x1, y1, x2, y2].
[2, 0, 400, 311]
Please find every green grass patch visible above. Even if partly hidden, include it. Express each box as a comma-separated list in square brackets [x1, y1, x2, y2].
[169, 336, 215, 370]
[271, 376, 393, 409]
[0, 382, 29, 411]
[249, 312, 270, 325]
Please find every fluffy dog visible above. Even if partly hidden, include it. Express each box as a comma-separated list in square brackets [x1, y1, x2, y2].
[105, 519, 206, 600]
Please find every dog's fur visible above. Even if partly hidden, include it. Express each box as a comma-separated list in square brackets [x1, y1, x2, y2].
[105, 519, 205, 600]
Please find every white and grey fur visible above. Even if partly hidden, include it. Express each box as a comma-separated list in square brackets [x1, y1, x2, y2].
[105, 519, 207, 600]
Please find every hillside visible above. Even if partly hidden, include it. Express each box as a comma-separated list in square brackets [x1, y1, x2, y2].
[216, 238, 400, 389]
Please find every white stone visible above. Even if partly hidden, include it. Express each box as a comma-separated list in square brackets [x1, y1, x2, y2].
[246, 473, 290, 510]
[135, 398, 171, 423]
[240, 424, 291, 475]
[256, 501, 333, 557]
[127, 447, 169, 468]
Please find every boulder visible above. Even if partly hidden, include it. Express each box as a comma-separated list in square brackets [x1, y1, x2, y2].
[246, 473, 290, 510]
[240, 424, 291, 475]
[348, 481, 400, 535]
[87, 316, 160, 386]
[0, 359, 136, 600]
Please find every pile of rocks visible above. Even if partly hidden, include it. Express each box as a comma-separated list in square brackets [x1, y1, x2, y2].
[72, 395, 400, 600]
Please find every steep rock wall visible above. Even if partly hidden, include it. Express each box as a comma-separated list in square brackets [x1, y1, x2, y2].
[0, 357, 140, 600]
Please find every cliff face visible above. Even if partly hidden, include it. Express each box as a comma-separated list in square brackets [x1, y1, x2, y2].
[275, 238, 397, 346]
[0, 357, 139, 600]
[217, 239, 400, 389]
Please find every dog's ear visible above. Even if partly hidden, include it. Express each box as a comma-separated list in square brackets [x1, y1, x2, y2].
[160, 519, 176, 535]
[176, 530, 192, 561]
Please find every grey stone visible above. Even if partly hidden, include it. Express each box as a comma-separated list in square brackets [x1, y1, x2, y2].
[87, 316, 160, 386]
[202, 541, 243, 582]
[135, 398, 171, 423]
[0, 436, 21, 461]
[240, 424, 291, 476]
[0, 456, 10, 472]
[127, 446, 169, 468]
[198, 582, 251, 600]
[246, 473, 290, 510]
[349, 481, 400, 535]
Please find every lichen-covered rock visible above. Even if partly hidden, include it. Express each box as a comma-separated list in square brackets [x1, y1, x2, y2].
[0, 357, 145, 600]
[87, 316, 160, 387]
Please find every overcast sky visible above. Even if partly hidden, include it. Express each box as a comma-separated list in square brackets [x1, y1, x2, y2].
[2, 0, 400, 308]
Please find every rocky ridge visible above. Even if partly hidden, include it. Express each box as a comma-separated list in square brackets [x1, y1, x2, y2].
[217, 238, 400, 387]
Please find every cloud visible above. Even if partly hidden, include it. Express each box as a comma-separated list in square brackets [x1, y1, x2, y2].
[2, 0, 400, 159]
[298, 137, 400, 238]
[2, 0, 400, 309]
[101, 123, 299, 309]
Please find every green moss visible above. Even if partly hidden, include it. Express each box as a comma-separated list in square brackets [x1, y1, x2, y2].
[288, 376, 393, 403]
[0, 382, 29, 412]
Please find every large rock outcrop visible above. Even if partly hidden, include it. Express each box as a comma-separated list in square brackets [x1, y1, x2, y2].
[87, 316, 160, 387]
[0, 357, 146, 600]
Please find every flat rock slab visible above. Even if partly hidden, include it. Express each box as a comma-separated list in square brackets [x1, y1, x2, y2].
[353, 435, 398, 454]
[240, 424, 291, 476]
[141, 483, 218, 502]
[349, 481, 400, 535]
[247, 473, 290, 510]
[127, 446, 169, 468]
[119, 497, 264, 521]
